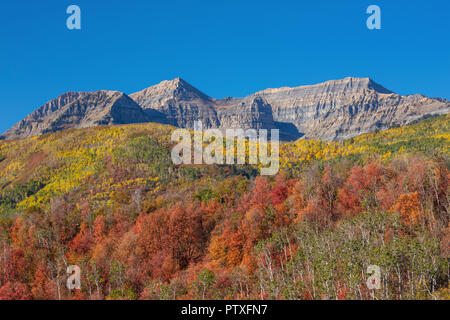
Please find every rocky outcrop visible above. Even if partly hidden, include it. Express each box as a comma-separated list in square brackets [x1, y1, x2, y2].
[2, 77, 449, 141]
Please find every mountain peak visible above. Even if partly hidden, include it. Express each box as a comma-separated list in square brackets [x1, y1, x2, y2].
[154, 77, 188, 89]
[255, 77, 393, 95]
[169, 77, 186, 84]
[164, 77, 207, 95]
[130, 78, 212, 109]
[140, 77, 194, 91]
[339, 77, 393, 94]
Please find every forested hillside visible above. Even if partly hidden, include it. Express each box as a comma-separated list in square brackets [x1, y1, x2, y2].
[0, 114, 448, 300]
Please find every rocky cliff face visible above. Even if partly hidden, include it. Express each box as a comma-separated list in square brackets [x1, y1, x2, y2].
[129, 77, 449, 140]
[253, 77, 450, 140]
[1, 91, 152, 140]
[215, 96, 276, 130]
[2, 77, 449, 141]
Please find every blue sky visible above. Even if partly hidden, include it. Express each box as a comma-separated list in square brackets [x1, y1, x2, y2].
[1, 0, 449, 133]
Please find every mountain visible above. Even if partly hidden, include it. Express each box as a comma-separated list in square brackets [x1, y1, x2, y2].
[130, 77, 449, 141]
[252, 77, 450, 140]
[0, 91, 153, 140]
[2, 77, 449, 141]
[130, 78, 288, 136]
[130, 78, 219, 128]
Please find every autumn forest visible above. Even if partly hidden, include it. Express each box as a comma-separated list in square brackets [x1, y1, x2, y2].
[0, 115, 449, 300]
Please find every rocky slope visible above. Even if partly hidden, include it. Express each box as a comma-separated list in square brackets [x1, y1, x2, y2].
[252, 77, 450, 140]
[131, 78, 298, 140]
[1, 91, 153, 140]
[130, 78, 219, 128]
[129, 77, 449, 140]
[2, 77, 449, 141]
